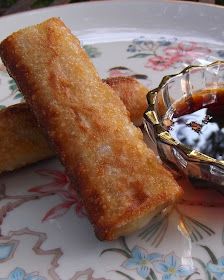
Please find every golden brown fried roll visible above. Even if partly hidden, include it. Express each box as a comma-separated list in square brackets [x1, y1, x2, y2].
[0, 77, 148, 174]
[105, 77, 148, 126]
[0, 18, 182, 240]
[0, 103, 54, 173]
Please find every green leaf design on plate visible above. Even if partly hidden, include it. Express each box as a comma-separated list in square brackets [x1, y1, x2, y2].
[14, 93, 23, 99]
[115, 271, 136, 280]
[149, 268, 158, 280]
[200, 245, 218, 264]
[138, 212, 168, 247]
[178, 211, 215, 242]
[8, 78, 18, 92]
[83, 45, 101, 58]
[193, 257, 212, 280]
[128, 53, 152, 59]
[184, 272, 200, 280]
[0, 105, 6, 110]
[100, 237, 132, 258]
[100, 248, 131, 258]
[120, 236, 131, 254]
[8, 79, 23, 101]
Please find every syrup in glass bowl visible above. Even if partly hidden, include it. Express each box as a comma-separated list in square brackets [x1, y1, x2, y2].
[166, 88, 224, 160]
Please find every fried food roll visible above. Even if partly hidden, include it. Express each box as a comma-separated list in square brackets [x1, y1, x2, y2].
[105, 77, 148, 126]
[0, 103, 54, 173]
[0, 77, 148, 174]
[0, 18, 182, 240]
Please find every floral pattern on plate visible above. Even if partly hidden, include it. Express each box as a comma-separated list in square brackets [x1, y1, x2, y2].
[0, 267, 46, 280]
[126, 37, 224, 71]
[28, 169, 86, 221]
[0, 32, 224, 279]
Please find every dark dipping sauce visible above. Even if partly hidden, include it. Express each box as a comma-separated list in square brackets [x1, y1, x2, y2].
[165, 88, 224, 160]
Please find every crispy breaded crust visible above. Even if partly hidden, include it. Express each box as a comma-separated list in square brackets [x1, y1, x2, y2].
[0, 103, 54, 173]
[0, 18, 182, 240]
[105, 77, 148, 126]
[0, 77, 148, 174]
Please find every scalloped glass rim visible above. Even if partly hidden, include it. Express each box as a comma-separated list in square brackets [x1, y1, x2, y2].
[143, 60, 224, 171]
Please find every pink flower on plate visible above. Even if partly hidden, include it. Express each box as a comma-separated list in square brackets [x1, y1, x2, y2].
[29, 169, 69, 193]
[167, 42, 210, 55]
[145, 42, 211, 71]
[145, 55, 175, 71]
[164, 42, 211, 64]
[29, 169, 86, 221]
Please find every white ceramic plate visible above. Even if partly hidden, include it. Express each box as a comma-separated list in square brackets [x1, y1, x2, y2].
[0, 1, 224, 279]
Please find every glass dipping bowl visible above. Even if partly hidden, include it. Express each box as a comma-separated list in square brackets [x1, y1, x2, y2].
[144, 61, 224, 189]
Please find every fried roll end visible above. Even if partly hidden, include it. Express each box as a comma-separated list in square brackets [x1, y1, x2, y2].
[0, 103, 54, 173]
[0, 18, 182, 240]
[105, 76, 148, 126]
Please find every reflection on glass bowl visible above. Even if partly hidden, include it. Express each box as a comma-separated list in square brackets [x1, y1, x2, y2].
[144, 61, 224, 189]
